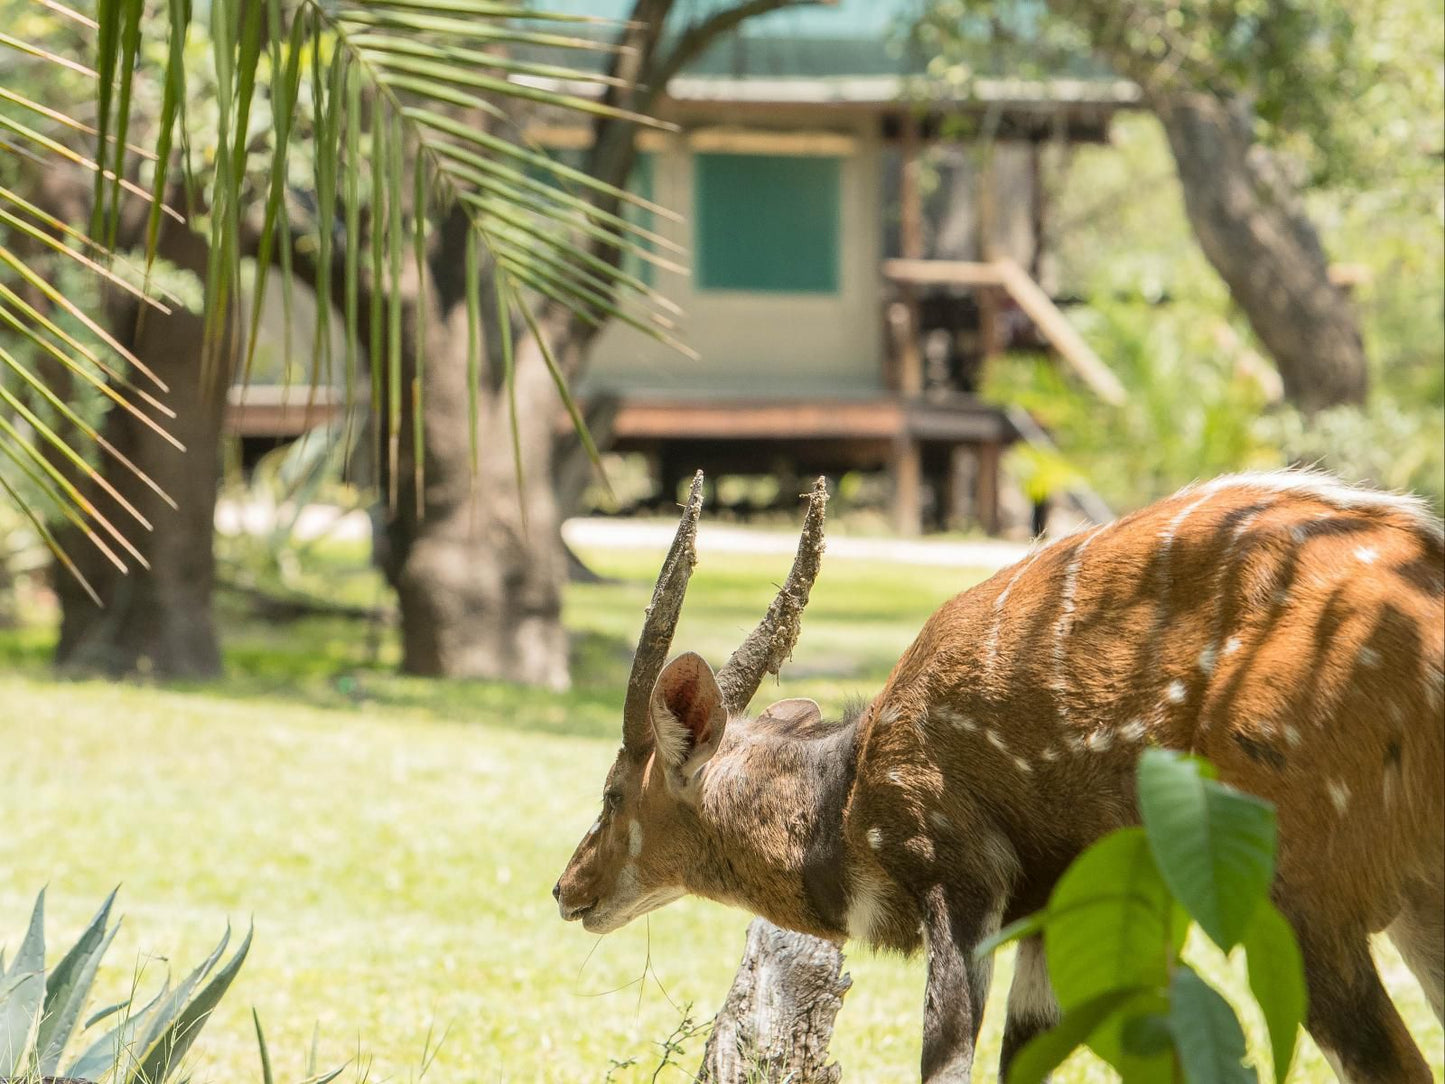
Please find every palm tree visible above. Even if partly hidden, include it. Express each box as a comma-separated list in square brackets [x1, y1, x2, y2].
[0, 0, 679, 679]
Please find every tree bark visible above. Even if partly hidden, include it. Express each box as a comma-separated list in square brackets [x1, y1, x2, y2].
[698, 919, 850, 1084]
[360, 204, 572, 688]
[1152, 92, 1367, 411]
[386, 0, 812, 682]
[53, 215, 234, 679]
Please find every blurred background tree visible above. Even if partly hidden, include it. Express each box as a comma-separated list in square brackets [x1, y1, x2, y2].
[916, 0, 1444, 511]
[2, 0, 824, 686]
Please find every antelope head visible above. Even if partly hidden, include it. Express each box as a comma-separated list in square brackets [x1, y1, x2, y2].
[553, 473, 829, 934]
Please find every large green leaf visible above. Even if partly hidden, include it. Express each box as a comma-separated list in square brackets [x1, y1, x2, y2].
[1137, 748, 1277, 951]
[1007, 986, 1144, 1084]
[35, 887, 120, 1074]
[0, 889, 46, 1075]
[1240, 901, 1306, 1083]
[131, 923, 252, 1083]
[1043, 827, 1185, 1009]
[1169, 964, 1258, 1084]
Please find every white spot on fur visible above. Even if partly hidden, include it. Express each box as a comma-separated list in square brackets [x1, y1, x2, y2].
[1040, 745, 1060, 762]
[1358, 646, 1381, 669]
[1166, 680, 1187, 704]
[1120, 718, 1147, 743]
[946, 710, 977, 732]
[1065, 733, 1087, 755]
[1328, 779, 1352, 814]
[877, 704, 900, 727]
[1272, 589, 1290, 607]
[1013, 755, 1033, 774]
[1222, 635, 1242, 656]
[986, 729, 1009, 752]
[866, 827, 883, 850]
[886, 769, 904, 785]
[586, 817, 601, 838]
[627, 819, 643, 857]
[1355, 546, 1378, 564]
[930, 810, 952, 831]
[1283, 724, 1302, 748]
[1085, 729, 1114, 752]
[1290, 524, 1308, 544]
[1197, 644, 1218, 675]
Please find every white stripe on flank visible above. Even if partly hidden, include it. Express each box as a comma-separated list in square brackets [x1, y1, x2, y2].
[985, 548, 1046, 679]
[1051, 526, 1106, 725]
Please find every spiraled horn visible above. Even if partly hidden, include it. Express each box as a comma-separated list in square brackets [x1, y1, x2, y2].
[716, 477, 829, 713]
[622, 471, 705, 754]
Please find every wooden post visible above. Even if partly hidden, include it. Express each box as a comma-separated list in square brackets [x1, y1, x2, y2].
[891, 432, 923, 537]
[942, 443, 977, 530]
[975, 134, 1002, 381]
[976, 439, 1001, 535]
[897, 112, 925, 397]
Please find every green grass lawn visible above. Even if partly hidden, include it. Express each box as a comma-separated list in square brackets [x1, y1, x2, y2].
[0, 540, 1440, 1082]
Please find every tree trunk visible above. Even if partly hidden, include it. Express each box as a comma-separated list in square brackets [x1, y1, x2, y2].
[370, 213, 571, 689]
[54, 217, 233, 679]
[698, 919, 851, 1084]
[1153, 92, 1368, 411]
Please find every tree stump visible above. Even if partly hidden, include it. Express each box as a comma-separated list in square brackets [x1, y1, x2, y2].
[698, 919, 851, 1084]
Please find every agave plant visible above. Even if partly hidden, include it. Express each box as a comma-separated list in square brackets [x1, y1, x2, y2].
[0, 888, 255, 1083]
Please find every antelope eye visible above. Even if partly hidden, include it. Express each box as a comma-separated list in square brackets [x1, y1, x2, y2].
[603, 789, 624, 813]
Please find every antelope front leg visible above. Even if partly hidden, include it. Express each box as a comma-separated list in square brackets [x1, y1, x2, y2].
[921, 885, 997, 1083]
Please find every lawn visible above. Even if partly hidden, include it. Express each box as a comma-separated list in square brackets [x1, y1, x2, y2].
[0, 538, 1440, 1083]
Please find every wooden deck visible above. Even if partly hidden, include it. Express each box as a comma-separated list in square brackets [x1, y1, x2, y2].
[601, 393, 1017, 534]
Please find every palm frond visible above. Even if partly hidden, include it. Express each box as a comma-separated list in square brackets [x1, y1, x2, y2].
[2, 0, 686, 581]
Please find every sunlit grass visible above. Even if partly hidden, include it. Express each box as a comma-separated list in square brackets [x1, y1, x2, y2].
[0, 543, 1439, 1082]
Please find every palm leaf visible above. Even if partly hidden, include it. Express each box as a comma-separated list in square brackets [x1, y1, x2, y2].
[2, 0, 684, 563]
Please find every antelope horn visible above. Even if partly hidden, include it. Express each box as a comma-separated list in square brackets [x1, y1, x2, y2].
[622, 471, 705, 754]
[716, 477, 829, 713]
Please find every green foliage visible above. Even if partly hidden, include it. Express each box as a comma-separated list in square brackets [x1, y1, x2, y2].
[980, 750, 1307, 1083]
[981, 111, 1444, 515]
[0, 887, 251, 1082]
[1, 0, 673, 585]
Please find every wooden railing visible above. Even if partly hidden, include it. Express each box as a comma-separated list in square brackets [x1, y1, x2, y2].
[881, 256, 1128, 407]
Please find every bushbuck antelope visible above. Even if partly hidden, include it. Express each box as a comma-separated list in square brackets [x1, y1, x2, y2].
[554, 471, 1444, 1082]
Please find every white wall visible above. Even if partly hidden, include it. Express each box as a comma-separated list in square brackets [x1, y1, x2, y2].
[582, 123, 885, 398]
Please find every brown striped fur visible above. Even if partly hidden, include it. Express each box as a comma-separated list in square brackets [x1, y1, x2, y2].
[555, 472, 1445, 1082]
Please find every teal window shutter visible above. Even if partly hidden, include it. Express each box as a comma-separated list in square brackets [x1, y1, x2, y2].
[694, 153, 841, 293]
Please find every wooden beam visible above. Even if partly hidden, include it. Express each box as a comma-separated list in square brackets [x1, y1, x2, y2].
[881, 259, 1004, 287]
[687, 127, 857, 156]
[993, 258, 1127, 406]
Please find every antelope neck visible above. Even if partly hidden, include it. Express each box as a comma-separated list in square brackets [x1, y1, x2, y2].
[696, 713, 862, 940]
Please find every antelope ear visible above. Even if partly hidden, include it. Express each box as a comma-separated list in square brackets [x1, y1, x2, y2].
[757, 698, 823, 728]
[650, 652, 728, 771]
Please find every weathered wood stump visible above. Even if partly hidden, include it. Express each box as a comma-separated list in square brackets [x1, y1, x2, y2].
[698, 919, 851, 1084]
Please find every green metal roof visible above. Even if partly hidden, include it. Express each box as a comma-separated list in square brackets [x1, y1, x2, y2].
[536, 1, 1117, 87]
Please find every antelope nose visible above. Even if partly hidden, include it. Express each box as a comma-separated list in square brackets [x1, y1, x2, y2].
[551, 881, 561, 901]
